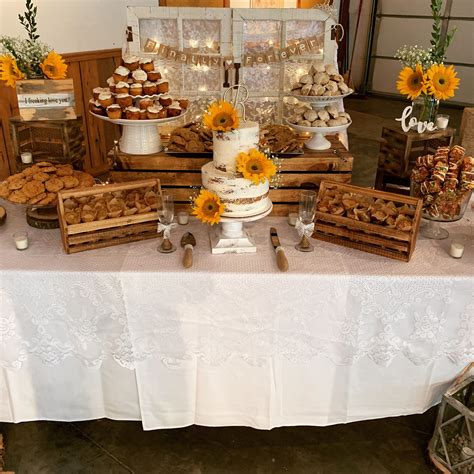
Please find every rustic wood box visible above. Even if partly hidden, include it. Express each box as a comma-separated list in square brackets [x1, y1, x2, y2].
[313, 181, 422, 262]
[10, 116, 85, 171]
[109, 136, 353, 216]
[57, 179, 162, 254]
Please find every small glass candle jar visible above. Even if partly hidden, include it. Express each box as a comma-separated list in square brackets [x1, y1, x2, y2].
[13, 231, 29, 250]
[21, 152, 33, 164]
[177, 211, 189, 225]
[449, 242, 464, 259]
[435, 114, 449, 129]
[288, 212, 298, 226]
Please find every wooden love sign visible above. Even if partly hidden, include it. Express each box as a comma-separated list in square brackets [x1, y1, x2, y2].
[396, 106, 437, 134]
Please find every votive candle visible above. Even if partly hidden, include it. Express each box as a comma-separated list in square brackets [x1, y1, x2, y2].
[21, 152, 33, 164]
[13, 231, 29, 250]
[177, 211, 189, 225]
[288, 213, 298, 226]
[449, 242, 464, 259]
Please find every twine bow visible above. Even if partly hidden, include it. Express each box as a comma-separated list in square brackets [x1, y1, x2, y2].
[295, 218, 315, 238]
[157, 222, 177, 239]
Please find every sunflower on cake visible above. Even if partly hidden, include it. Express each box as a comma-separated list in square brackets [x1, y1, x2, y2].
[193, 100, 276, 225]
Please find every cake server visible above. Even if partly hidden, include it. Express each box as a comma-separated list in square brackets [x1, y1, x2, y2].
[270, 227, 289, 272]
[180, 232, 196, 268]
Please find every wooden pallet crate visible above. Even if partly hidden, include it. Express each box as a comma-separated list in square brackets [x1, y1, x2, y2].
[10, 116, 86, 171]
[313, 181, 422, 262]
[57, 179, 162, 254]
[109, 136, 353, 216]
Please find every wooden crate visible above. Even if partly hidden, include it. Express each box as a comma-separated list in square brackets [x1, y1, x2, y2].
[10, 116, 86, 171]
[109, 136, 353, 216]
[313, 181, 423, 262]
[376, 126, 455, 193]
[57, 179, 162, 254]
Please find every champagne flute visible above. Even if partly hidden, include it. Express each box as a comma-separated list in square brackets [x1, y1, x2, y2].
[295, 190, 316, 252]
[157, 195, 176, 253]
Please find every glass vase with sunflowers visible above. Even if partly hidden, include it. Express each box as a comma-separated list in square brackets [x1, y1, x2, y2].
[0, 0, 67, 89]
[395, 0, 460, 124]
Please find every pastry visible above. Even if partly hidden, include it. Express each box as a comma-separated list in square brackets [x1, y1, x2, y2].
[142, 81, 157, 95]
[56, 165, 74, 177]
[138, 98, 153, 110]
[130, 83, 143, 96]
[8, 178, 26, 190]
[178, 98, 189, 109]
[106, 77, 116, 93]
[147, 105, 162, 119]
[28, 192, 47, 205]
[156, 80, 169, 94]
[167, 101, 182, 117]
[125, 106, 141, 120]
[113, 65, 130, 83]
[114, 81, 130, 94]
[107, 104, 122, 120]
[98, 92, 114, 108]
[23, 180, 45, 198]
[147, 69, 161, 81]
[61, 176, 80, 189]
[123, 55, 139, 71]
[116, 93, 133, 108]
[139, 57, 154, 72]
[32, 172, 50, 182]
[304, 110, 318, 122]
[158, 94, 172, 107]
[132, 69, 147, 84]
[9, 190, 28, 204]
[139, 109, 148, 120]
[93, 87, 105, 100]
[90, 101, 106, 116]
[45, 177, 64, 193]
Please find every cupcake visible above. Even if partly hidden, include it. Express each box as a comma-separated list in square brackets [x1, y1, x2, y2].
[90, 101, 106, 116]
[107, 104, 122, 120]
[138, 98, 154, 110]
[139, 57, 154, 72]
[116, 93, 133, 108]
[115, 81, 130, 94]
[156, 79, 169, 94]
[106, 77, 116, 93]
[132, 69, 147, 84]
[178, 98, 189, 109]
[123, 55, 140, 71]
[147, 69, 161, 81]
[125, 106, 140, 120]
[142, 81, 157, 95]
[167, 101, 182, 117]
[113, 65, 130, 83]
[98, 92, 114, 108]
[158, 94, 172, 107]
[93, 87, 105, 100]
[147, 105, 163, 119]
[139, 109, 148, 120]
[130, 83, 143, 96]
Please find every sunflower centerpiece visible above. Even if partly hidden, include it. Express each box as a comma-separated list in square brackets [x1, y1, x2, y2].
[394, 0, 459, 125]
[0, 0, 67, 88]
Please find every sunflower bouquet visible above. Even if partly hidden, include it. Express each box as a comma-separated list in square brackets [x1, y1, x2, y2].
[0, 0, 67, 88]
[395, 0, 459, 121]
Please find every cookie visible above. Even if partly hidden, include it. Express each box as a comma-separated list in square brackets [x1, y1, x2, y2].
[40, 166, 58, 173]
[185, 140, 205, 153]
[23, 180, 45, 198]
[45, 177, 65, 193]
[38, 193, 57, 205]
[61, 176, 80, 189]
[0, 182, 10, 199]
[28, 192, 48, 205]
[33, 172, 50, 182]
[8, 178, 26, 190]
[36, 161, 54, 167]
[56, 165, 74, 177]
[23, 166, 41, 176]
[9, 190, 28, 204]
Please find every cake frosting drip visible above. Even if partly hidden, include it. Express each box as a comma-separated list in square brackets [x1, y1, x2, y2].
[213, 121, 259, 173]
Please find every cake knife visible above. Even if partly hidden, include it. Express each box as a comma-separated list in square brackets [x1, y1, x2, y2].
[270, 227, 289, 272]
[180, 232, 196, 268]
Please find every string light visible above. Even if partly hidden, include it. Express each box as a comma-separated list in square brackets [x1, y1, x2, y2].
[206, 39, 214, 49]
[268, 40, 274, 46]
[189, 39, 198, 48]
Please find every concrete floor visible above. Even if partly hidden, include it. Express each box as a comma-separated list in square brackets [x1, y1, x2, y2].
[2, 95, 462, 474]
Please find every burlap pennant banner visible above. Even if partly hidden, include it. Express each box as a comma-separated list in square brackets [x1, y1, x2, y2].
[147, 34, 321, 68]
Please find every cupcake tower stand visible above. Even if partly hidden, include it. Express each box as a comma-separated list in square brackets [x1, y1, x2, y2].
[286, 91, 353, 150]
[210, 202, 273, 254]
[91, 113, 184, 155]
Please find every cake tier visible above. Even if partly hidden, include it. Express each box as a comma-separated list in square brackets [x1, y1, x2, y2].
[202, 162, 270, 218]
[213, 121, 259, 173]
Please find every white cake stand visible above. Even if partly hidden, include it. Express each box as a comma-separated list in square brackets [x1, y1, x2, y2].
[285, 119, 352, 151]
[90, 111, 184, 155]
[289, 90, 353, 106]
[210, 202, 273, 254]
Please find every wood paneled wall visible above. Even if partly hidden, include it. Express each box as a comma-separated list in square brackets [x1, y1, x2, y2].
[0, 48, 122, 180]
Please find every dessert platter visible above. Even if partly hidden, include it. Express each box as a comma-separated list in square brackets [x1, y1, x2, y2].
[89, 55, 189, 155]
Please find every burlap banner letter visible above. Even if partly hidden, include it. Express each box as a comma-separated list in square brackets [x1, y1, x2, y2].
[157, 43, 169, 58]
[200, 55, 210, 67]
[210, 56, 221, 67]
[306, 36, 319, 52]
[244, 55, 254, 67]
[167, 48, 178, 61]
[287, 44, 300, 58]
[254, 54, 267, 65]
[278, 47, 291, 62]
[297, 41, 307, 55]
[222, 56, 234, 69]
[266, 49, 277, 63]
[179, 51, 188, 63]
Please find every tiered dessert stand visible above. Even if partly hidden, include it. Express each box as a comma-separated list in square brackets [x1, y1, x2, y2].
[91, 112, 184, 155]
[286, 91, 353, 150]
[210, 202, 273, 254]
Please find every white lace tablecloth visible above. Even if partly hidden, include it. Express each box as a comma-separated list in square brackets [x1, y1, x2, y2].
[1, 202, 473, 429]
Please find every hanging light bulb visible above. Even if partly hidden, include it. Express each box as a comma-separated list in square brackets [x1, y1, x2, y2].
[189, 39, 198, 48]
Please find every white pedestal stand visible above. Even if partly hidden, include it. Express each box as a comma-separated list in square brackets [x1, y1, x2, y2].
[90, 112, 183, 155]
[210, 203, 273, 254]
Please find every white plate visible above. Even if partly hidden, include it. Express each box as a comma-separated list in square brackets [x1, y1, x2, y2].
[288, 90, 354, 103]
[285, 119, 352, 134]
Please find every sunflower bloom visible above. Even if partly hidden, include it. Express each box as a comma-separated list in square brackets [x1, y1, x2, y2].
[236, 148, 276, 185]
[0, 55, 25, 88]
[192, 189, 225, 225]
[203, 100, 239, 132]
[426, 64, 459, 100]
[396, 65, 427, 100]
[40, 50, 68, 80]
